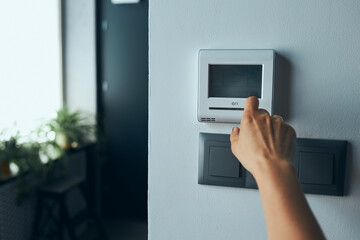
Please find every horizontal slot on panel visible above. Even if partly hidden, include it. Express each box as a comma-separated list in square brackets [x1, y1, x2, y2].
[209, 107, 244, 111]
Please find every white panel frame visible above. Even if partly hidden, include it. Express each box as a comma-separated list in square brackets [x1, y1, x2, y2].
[198, 49, 275, 123]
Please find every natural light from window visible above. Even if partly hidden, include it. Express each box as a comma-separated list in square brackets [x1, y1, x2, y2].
[0, 0, 62, 139]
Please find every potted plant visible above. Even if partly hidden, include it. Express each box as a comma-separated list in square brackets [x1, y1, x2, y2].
[47, 107, 94, 150]
[0, 135, 42, 179]
[0, 135, 21, 178]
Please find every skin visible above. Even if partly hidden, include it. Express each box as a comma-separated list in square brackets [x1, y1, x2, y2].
[230, 96, 325, 240]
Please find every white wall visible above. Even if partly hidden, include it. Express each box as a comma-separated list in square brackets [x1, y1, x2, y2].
[149, 1, 360, 239]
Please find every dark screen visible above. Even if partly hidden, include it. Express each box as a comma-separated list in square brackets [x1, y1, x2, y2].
[209, 65, 262, 98]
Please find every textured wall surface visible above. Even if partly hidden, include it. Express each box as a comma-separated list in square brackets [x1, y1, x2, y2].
[148, 1, 360, 239]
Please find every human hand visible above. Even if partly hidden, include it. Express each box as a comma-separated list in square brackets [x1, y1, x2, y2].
[230, 96, 296, 177]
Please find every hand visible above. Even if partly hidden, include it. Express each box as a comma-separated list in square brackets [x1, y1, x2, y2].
[230, 96, 296, 177]
[230, 97, 325, 240]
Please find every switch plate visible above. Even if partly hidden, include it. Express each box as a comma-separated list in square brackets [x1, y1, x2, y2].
[198, 133, 245, 188]
[198, 133, 347, 196]
[294, 138, 347, 196]
[198, 133, 257, 189]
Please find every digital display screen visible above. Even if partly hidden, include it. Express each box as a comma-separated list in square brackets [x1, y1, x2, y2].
[208, 65, 262, 98]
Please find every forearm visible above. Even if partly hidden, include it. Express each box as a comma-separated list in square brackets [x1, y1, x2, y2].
[253, 160, 325, 240]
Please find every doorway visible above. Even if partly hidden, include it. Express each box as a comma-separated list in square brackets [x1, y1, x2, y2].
[96, 0, 148, 222]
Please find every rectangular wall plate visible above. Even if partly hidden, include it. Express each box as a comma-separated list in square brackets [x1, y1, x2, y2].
[198, 133, 347, 196]
[198, 133, 257, 189]
[294, 138, 347, 196]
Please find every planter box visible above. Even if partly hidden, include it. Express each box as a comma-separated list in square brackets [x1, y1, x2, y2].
[0, 150, 88, 240]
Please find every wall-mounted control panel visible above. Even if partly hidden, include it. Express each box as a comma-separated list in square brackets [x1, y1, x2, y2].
[198, 49, 274, 123]
[198, 133, 348, 196]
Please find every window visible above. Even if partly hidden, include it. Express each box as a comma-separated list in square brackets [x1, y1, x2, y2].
[0, 0, 62, 138]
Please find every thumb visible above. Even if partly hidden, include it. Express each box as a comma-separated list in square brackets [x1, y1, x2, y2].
[230, 127, 240, 143]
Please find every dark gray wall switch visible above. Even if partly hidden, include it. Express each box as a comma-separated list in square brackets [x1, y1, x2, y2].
[299, 152, 334, 185]
[209, 146, 240, 178]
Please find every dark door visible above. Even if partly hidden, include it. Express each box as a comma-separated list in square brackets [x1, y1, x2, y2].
[97, 0, 148, 221]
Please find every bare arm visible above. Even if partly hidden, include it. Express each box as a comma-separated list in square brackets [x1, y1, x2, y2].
[230, 96, 325, 240]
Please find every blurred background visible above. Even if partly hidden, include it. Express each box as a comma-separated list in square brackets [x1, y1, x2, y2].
[2, 1, 360, 240]
[0, 0, 148, 239]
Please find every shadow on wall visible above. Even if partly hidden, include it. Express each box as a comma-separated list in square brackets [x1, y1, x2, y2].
[274, 53, 293, 120]
[344, 142, 353, 196]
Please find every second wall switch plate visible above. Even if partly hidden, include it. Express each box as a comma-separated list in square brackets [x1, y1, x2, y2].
[294, 138, 347, 196]
[198, 133, 347, 196]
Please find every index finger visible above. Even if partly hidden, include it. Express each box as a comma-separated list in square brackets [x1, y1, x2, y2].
[244, 96, 259, 113]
